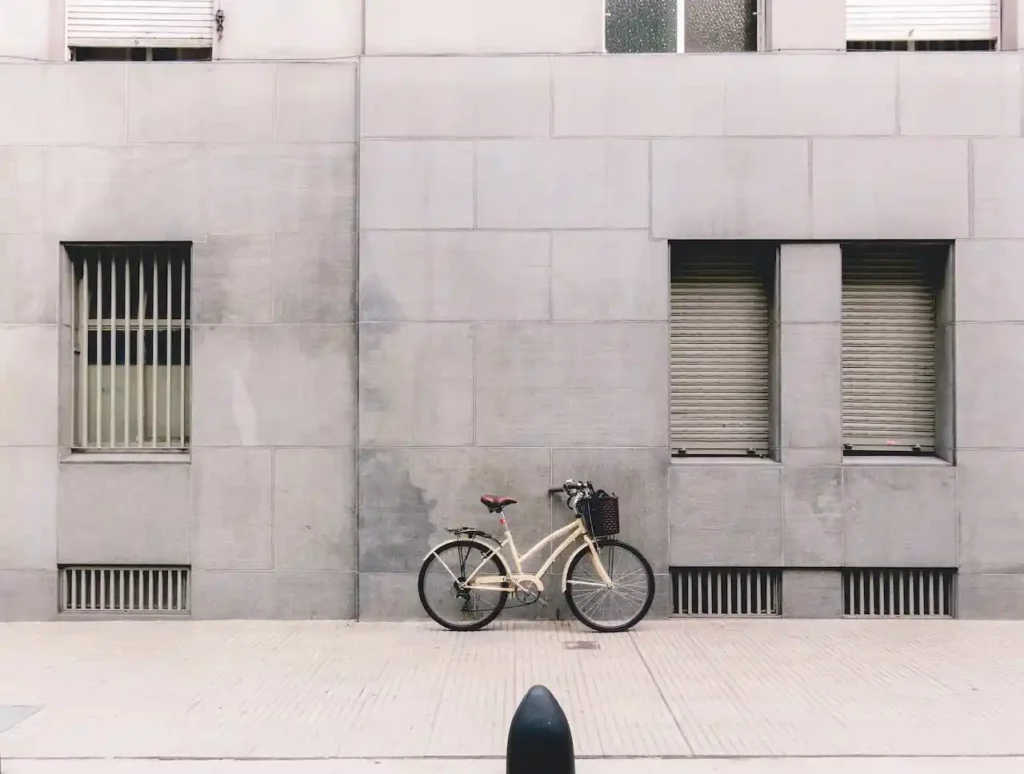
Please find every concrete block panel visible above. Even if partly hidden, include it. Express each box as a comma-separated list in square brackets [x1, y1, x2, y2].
[0, 325, 58, 446]
[477, 140, 649, 229]
[959, 451, 1024, 573]
[57, 463, 190, 566]
[474, 322, 669, 447]
[205, 144, 356, 235]
[275, 64, 357, 143]
[0, 1, 53, 61]
[192, 448, 272, 571]
[842, 462, 956, 567]
[955, 240, 1024, 323]
[360, 231, 550, 322]
[779, 323, 842, 456]
[216, 0, 363, 59]
[898, 54, 1021, 137]
[552, 55, 726, 137]
[191, 570, 356, 619]
[958, 573, 1024, 619]
[274, 448, 357, 573]
[364, 0, 603, 54]
[782, 570, 843, 619]
[0, 235, 57, 324]
[956, 323, 1024, 449]
[812, 139, 969, 239]
[0, 571, 57, 621]
[358, 573, 424, 620]
[360, 141, 474, 230]
[725, 54, 896, 136]
[361, 57, 550, 139]
[552, 448, 670, 573]
[667, 463, 783, 566]
[128, 64, 274, 144]
[974, 140, 1024, 239]
[0, 147, 44, 234]
[192, 235, 274, 325]
[193, 324, 356, 447]
[779, 243, 841, 324]
[782, 467, 842, 567]
[360, 323, 474, 448]
[652, 139, 810, 239]
[273, 233, 356, 324]
[551, 231, 669, 322]
[358, 447, 553, 574]
[45, 146, 205, 240]
[0, 448, 56, 571]
[0, 64, 126, 145]
[767, 0, 845, 50]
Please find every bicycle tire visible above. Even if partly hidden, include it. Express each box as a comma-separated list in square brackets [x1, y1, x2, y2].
[564, 538, 655, 633]
[418, 538, 510, 632]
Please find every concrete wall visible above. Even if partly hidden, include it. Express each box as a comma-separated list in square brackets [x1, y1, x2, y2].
[0, 61, 359, 620]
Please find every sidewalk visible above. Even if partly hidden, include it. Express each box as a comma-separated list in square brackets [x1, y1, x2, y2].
[1, 619, 1023, 766]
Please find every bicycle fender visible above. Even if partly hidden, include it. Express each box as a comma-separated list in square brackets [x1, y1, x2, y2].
[422, 537, 502, 562]
[561, 540, 598, 593]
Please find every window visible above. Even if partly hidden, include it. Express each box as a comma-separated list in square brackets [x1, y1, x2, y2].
[670, 244, 774, 457]
[841, 244, 946, 456]
[846, 0, 999, 50]
[606, 0, 760, 53]
[67, 0, 215, 56]
[71, 47, 212, 61]
[67, 244, 192, 452]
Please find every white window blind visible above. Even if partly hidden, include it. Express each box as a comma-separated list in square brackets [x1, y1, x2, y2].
[68, 244, 192, 452]
[670, 248, 773, 457]
[67, 0, 215, 48]
[846, 0, 999, 42]
[841, 245, 941, 453]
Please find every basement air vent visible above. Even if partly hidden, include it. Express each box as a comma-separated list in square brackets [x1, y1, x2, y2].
[672, 567, 782, 616]
[843, 568, 955, 617]
[60, 566, 191, 614]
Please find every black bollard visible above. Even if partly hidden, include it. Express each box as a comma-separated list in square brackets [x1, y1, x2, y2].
[506, 685, 575, 774]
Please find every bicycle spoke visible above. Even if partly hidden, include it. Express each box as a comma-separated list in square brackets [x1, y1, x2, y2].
[566, 541, 653, 631]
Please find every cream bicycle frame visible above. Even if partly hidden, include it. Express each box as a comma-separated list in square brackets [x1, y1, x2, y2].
[426, 515, 615, 597]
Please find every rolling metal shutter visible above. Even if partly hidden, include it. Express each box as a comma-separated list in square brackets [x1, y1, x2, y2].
[67, 0, 215, 48]
[842, 246, 939, 453]
[846, 0, 999, 41]
[670, 250, 772, 456]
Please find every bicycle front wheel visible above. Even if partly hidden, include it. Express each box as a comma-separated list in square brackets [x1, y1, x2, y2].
[418, 539, 510, 632]
[565, 538, 655, 633]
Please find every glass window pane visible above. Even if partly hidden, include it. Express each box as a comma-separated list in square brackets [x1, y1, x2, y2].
[605, 0, 677, 53]
[684, 0, 756, 53]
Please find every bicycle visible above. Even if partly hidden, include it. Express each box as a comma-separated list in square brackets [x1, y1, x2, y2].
[417, 479, 656, 633]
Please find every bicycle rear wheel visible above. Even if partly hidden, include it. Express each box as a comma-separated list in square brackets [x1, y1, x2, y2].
[418, 539, 509, 632]
[565, 538, 655, 633]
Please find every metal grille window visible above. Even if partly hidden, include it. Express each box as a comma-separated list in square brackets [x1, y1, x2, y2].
[60, 566, 191, 614]
[670, 246, 773, 457]
[68, 244, 192, 452]
[844, 568, 955, 617]
[842, 245, 942, 454]
[70, 46, 212, 60]
[672, 568, 782, 616]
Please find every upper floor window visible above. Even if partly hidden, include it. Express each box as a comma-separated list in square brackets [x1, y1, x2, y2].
[606, 0, 761, 54]
[67, 0, 215, 60]
[846, 0, 999, 51]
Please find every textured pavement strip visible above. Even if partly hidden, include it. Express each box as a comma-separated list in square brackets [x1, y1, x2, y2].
[2, 620, 1024, 761]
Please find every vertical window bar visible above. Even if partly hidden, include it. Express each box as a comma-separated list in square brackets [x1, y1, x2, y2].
[78, 259, 89, 448]
[136, 248, 145, 448]
[180, 254, 187, 448]
[123, 250, 130, 448]
[95, 256, 103, 449]
[165, 253, 172, 448]
[119, 569, 126, 612]
[109, 250, 116, 447]
[151, 256, 159, 448]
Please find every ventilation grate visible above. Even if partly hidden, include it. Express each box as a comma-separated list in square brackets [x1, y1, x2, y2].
[60, 566, 190, 614]
[844, 568, 955, 617]
[672, 567, 782, 616]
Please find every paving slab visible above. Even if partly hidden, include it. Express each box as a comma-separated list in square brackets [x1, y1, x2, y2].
[1, 620, 1023, 761]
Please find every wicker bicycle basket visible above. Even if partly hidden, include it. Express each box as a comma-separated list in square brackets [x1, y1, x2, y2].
[581, 493, 620, 538]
